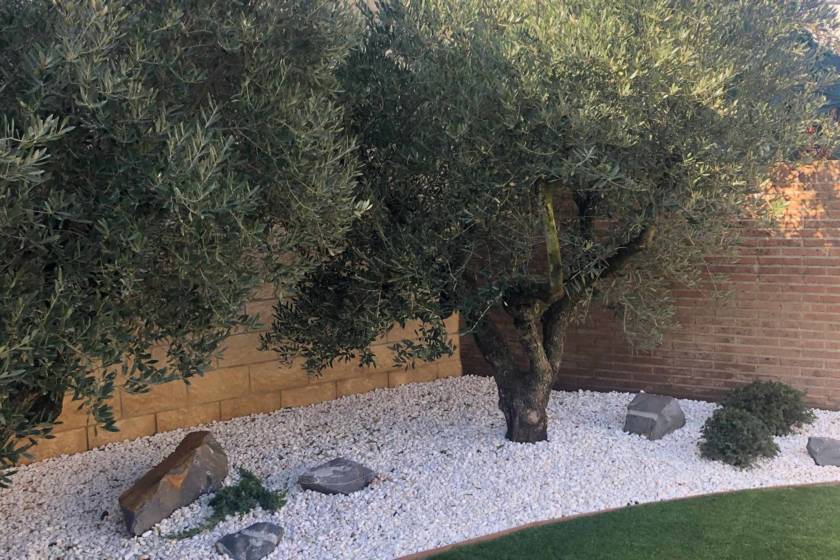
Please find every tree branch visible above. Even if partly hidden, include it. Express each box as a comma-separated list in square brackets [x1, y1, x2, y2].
[464, 270, 522, 378]
[541, 296, 573, 373]
[471, 312, 520, 378]
[598, 224, 657, 280]
[540, 221, 656, 373]
[512, 312, 553, 384]
[480, 205, 657, 379]
[537, 178, 564, 296]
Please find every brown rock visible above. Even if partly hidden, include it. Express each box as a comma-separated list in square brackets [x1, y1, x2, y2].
[118, 431, 228, 536]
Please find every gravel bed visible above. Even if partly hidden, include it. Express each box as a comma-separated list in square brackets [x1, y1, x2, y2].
[2, 375, 840, 559]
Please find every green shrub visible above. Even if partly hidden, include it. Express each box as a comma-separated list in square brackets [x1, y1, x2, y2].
[168, 468, 284, 539]
[0, 0, 363, 485]
[700, 407, 779, 469]
[722, 381, 816, 436]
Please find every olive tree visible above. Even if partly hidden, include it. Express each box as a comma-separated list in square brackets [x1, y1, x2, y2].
[0, 0, 363, 483]
[267, 0, 838, 442]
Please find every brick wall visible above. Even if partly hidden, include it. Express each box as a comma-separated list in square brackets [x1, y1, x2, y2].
[461, 162, 840, 408]
[28, 288, 461, 461]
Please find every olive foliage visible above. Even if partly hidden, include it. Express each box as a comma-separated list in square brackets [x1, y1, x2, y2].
[0, 0, 363, 484]
[267, 0, 839, 442]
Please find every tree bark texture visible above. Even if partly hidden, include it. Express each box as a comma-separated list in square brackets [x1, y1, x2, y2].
[472, 304, 560, 443]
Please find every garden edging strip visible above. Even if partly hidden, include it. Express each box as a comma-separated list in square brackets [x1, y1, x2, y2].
[397, 480, 840, 560]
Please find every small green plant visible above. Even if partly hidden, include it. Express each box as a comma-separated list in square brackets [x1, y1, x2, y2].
[167, 469, 284, 539]
[699, 407, 779, 469]
[722, 381, 816, 436]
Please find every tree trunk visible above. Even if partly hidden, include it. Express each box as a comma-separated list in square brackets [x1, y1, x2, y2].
[495, 369, 551, 442]
[466, 206, 651, 444]
[471, 307, 558, 443]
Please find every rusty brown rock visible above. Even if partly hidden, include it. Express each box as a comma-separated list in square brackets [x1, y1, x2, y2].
[118, 431, 228, 536]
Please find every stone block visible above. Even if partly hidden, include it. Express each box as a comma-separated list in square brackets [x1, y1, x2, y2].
[187, 367, 249, 404]
[119, 431, 228, 536]
[623, 393, 686, 440]
[337, 373, 389, 397]
[281, 383, 336, 408]
[807, 436, 840, 466]
[298, 457, 375, 495]
[88, 415, 156, 448]
[156, 402, 220, 432]
[220, 392, 283, 421]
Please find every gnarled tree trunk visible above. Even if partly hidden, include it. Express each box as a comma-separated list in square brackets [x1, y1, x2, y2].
[473, 302, 566, 443]
[495, 368, 551, 442]
[468, 214, 653, 443]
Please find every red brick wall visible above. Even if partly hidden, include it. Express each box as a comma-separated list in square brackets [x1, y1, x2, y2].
[461, 162, 840, 408]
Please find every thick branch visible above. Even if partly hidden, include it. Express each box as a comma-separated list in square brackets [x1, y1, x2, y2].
[471, 312, 520, 379]
[474, 215, 656, 381]
[541, 223, 656, 372]
[599, 224, 657, 280]
[463, 272, 521, 379]
[512, 313, 553, 384]
[541, 297, 572, 373]
[537, 178, 564, 296]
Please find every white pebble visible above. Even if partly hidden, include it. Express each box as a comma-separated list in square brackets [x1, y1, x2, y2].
[1, 375, 838, 559]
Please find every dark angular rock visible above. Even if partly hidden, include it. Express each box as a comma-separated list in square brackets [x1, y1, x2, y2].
[215, 522, 283, 560]
[119, 431, 228, 535]
[623, 393, 686, 440]
[807, 436, 840, 466]
[298, 457, 376, 495]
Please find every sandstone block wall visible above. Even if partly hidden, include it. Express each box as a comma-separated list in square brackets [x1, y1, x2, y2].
[28, 292, 461, 461]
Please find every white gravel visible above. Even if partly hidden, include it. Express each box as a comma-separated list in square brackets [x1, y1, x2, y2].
[2, 375, 840, 560]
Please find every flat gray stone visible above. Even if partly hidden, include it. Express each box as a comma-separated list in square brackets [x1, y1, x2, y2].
[807, 437, 840, 466]
[623, 393, 686, 440]
[215, 522, 283, 560]
[118, 431, 228, 535]
[298, 457, 376, 495]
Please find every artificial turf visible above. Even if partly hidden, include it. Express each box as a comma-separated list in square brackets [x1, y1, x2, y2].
[430, 484, 840, 560]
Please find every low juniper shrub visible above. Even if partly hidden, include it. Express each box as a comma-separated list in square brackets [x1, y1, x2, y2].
[699, 407, 779, 469]
[722, 381, 816, 436]
[168, 469, 284, 539]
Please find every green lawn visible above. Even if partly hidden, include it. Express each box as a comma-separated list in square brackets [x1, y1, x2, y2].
[430, 485, 840, 560]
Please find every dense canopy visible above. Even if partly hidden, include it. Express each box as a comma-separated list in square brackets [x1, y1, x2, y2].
[2, 0, 838, 486]
[0, 0, 363, 483]
[267, 0, 839, 442]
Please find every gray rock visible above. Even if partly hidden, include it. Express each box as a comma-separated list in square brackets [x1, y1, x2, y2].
[215, 522, 283, 560]
[807, 437, 840, 466]
[118, 431, 228, 535]
[623, 393, 686, 440]
[298, 457, 376, 495]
